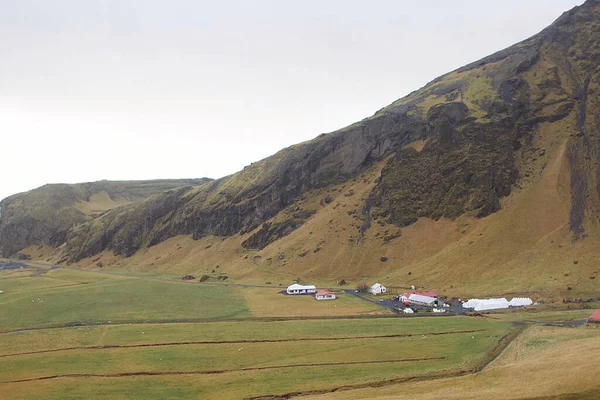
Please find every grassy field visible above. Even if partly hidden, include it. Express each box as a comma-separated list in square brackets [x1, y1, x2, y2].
[241, 287, 384, 317]
[487, 308, 595, 322]
[0, 316, 512, 399]
[0, 317, 499, 356]
[1, 265, 596, 399]
[304, 325, 600, 400]
[0, 268, 249, 330]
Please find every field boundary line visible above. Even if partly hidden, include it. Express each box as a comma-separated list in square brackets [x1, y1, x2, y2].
[0, 329, 486, 358]
[0, 313, 468, 334]
[0, 357, 447, 384]
[246, 325, 528, 399]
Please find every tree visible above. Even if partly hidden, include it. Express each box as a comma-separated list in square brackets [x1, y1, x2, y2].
[356, 283, 369, 293]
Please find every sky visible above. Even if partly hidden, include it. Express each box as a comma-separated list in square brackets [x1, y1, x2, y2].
[0, 0, 585, 201]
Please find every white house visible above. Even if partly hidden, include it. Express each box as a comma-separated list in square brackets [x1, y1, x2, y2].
[286, 284, 317, 295]
[315, 290, 336, 300]
[369, 283, 387, 295]
[408, 293, 437, 307]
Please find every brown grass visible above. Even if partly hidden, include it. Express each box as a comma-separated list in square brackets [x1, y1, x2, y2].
[403, 139, 426, 152]
[305, 326, 600, 400]
[67, 126, 599, 301]
[242, 289, 384, 317]
[73, 191, 132, 216]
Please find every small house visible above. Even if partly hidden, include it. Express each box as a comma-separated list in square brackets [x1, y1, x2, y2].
[286, 284, 317, 295]
[588, 311, 600, 323]
[315, 290, 336, 301]
[369, 283, 387, 295]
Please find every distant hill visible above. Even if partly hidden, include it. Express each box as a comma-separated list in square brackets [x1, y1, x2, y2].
[2, 0, 600, 297]
[0, 179, 212, 258]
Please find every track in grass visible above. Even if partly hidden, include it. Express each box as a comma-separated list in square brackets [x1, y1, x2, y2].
[0, 329, 486, 358]
[247, 325, 527, 399]
[0, 357, 448, 384]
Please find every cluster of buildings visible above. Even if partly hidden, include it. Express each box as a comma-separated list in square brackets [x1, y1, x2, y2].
[286, 284, 337, 301]
[284, 282, 547, 315]
[396, 290, 446, 313]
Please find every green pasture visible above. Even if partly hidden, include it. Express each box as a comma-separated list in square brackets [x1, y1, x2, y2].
[0, 268, 249, 330]
[0, 266, 522, 399]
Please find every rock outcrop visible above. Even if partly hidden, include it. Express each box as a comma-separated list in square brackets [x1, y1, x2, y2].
[0, 179, 211, 257]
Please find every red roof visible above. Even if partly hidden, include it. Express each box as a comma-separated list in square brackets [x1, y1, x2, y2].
[589, 311, 600, 321]
[316, 290, 334, 296]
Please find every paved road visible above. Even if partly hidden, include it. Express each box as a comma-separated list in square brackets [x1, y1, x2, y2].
[343, 290, 469, 316]
[0, 261, 28, 270]
[343, 290, 396, 309]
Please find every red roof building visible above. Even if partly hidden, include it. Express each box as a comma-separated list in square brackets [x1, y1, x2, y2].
[315, 290, 336, 300]
[399, 290, 438, 304]
[589, 311, 600, 322]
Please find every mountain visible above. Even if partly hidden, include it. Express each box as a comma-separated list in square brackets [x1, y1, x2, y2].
[0, 179, 212, 258]
[2, 0, 600, 296]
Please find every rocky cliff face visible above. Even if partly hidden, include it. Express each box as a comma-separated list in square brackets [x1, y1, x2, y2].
[4, 0, 600, 267]
[0, 179, 211, 257]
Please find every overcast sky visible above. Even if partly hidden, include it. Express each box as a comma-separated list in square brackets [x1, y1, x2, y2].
[0, 0, 585, 201]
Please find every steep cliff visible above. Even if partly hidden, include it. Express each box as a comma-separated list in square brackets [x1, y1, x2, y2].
[0, 179, 211, 257]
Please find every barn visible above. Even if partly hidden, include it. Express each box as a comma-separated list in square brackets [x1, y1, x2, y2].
[315, 290, 336, 301]
[588, 311, 600, 323]
[369, 283, 387, 295]
[407, 293, 437, 307]
[286, 284, 317, 295]
[399, 290, 437, 304]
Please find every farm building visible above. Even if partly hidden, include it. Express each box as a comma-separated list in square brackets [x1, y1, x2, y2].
[315, 290, 336, 301]
[407, 293, 438, 307]
[399, 290, 437, 304]
[462, 298, 509, 311]
[508, 297, 533, 307]
[369, 283, 387, 295]
[588, 311, 600, 323]
[286, 284, 317, 295]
